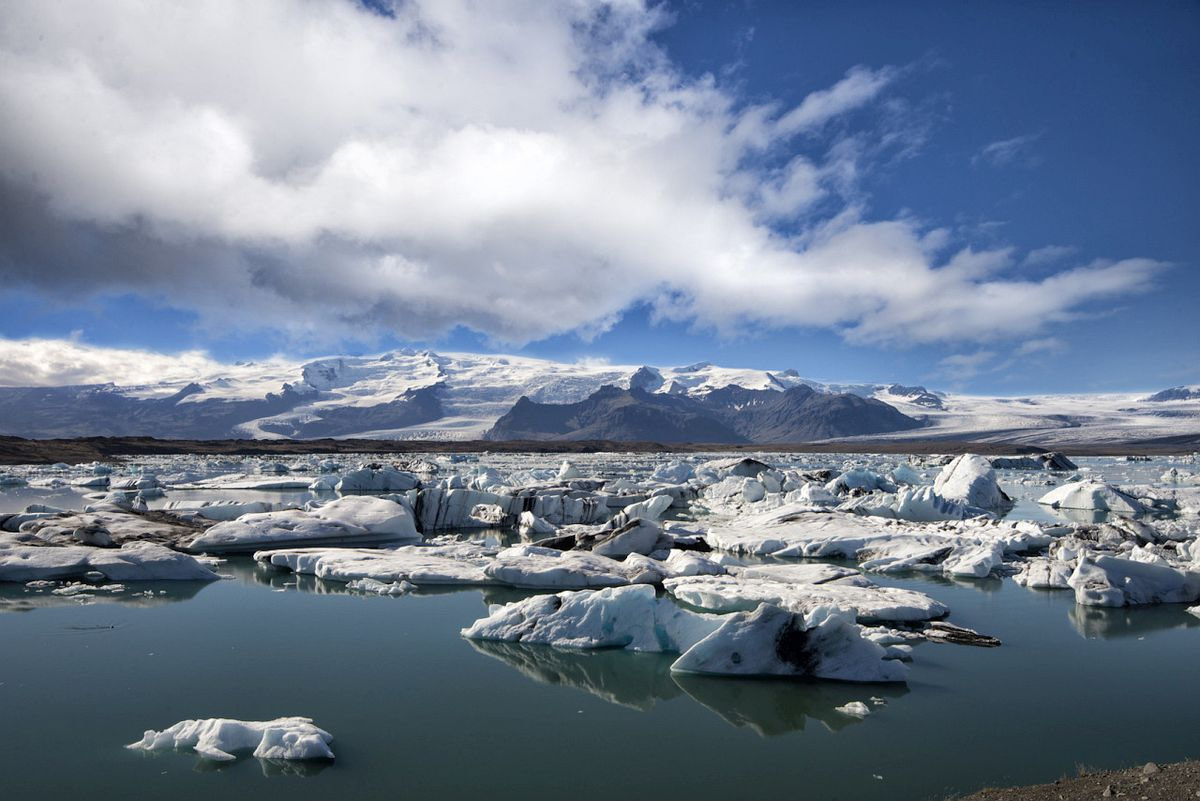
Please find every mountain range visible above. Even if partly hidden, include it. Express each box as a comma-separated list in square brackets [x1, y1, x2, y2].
[0, 350, 1196, 445]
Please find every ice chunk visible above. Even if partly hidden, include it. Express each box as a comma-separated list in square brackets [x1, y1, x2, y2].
[256, 542, 496, 586]
[826, 468, 896, 495]
[664, 574, 947, 623]
[556, 460, 582, 480]
[189, 496, 418, 553]
[1038, 481, 1146, 517]
[335, 466, 421, 493]
[462, 584, 721, 652]
[650, 461, 694, 484]
[1068, 554, 1200, 607]
[483, 547, 655, 589]
[127, 717, 333, 761]
[835, 702, 872, 718]
[670, 604, 907, 683]
[933, 455, 1010, 510]
[580, 519, 672, 559]
[0, 539, 219, 583]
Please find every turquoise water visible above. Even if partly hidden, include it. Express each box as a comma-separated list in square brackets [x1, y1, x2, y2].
[2, 556, 1198, 800]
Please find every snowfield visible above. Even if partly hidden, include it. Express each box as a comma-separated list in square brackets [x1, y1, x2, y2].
[3, 348, 1195, 442]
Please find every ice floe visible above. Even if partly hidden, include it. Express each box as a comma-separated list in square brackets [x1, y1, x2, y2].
[127, 717, 333, 761]
[189, 496, 419, 553]
[0, 539, 219, 582]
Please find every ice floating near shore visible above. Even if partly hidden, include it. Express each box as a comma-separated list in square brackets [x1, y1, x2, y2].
[1038, 481, 1146, 516]
[463, 586, 907, 683]
[462, 584, 720, 652]
[932, 455, 1011, 511]
[664, 574, 947, 623]
[1068, 554, 1200, 607]
[127, 717, 334, 761]
[702, 505, 1050, 578]
[189, 496, 418, 553]
[0, 539, 219, 582]
[257, 542, 496, 586]
[671, 604, 907, 683]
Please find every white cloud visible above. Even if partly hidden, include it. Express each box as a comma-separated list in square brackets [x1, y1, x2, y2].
[973, 132, 1042, 168]
[0, 338, 232, 387]
[0, 1, 1162, 350]
[1015, 337, 1068, 357]
[935, 350, 996, 382]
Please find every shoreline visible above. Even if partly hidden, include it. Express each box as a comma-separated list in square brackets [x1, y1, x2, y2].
[1, 434, 1196, 465]
[952, 758, 1200, 800]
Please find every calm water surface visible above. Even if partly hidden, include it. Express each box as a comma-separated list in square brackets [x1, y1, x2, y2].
[2, 456, 1198, 799]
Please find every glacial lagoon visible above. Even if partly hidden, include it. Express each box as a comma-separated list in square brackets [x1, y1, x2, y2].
[2, 453, 1198, 800]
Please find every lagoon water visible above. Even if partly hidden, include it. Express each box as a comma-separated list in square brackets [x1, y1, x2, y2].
[2, 455, 1198, 799]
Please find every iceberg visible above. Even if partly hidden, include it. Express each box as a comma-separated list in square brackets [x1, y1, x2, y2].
[663, 574, 947, 623]
[127, 717, 333, 761]
[256, 542, 496, 586]
[1068, 554, 1200, 607]
[335, 466, 421, 493]
[462, 584, 720, 652]
[0, 539, 219, 583]
[188, 496, 418, 553]
[932, 455, 1011, 511]
[1038, 481, 1146, 517]
[670, 604, 908, 683]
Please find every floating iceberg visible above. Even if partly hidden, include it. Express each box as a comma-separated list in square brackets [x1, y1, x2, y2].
[670, 604, 907, 683]
[1068, 554, 1200, 607]
[256, 542, 496, 587]
[462, 584, 720, 652]
[0, 539, 219, 583]
[663, 574, 947, 623]
[335, 466, 421, 493]
[189, 496, 418, 553]
[1038, 481, 1146, 517]
[933, 455, 1011, 511]
[127, 717, 333, 761]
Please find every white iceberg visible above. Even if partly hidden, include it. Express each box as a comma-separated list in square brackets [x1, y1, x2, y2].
[335, 466, 421, 493]
[1068, 554, 1200, 607]
[1038, 481, 1146, 517]
[0, 539, 219, 583]
[462, 584, 720, 652]
[256, 542, 496, 586]
[663, 574, 947, 623]
[127, 717, 333, 761]
[189, 496, 418, 553]
[670, 604, 907, 683]
[932, 455, 1010, 510]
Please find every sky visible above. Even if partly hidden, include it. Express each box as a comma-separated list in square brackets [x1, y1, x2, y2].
[0, 0, 1196, 395]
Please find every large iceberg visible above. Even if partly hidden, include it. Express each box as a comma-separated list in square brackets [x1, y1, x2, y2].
[1038, 481, 1146, 517]
[127, 717, 333, 761]
[462, 584, 720, 652]
[0, 539, 219, 582]
[188, 496, 418, 553]
[670, 604, 908, 683]
[256, 542, 496, 587]
[663, 574, 947, 623]
[1068, 554, 1200, 607]
[932, 455, 1011, 511]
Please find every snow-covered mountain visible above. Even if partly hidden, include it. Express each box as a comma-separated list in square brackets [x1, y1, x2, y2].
[0, 349, 1197, 445]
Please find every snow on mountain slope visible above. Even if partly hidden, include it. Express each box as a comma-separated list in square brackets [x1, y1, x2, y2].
[2, 348, 1197, 443]
[861, 389, 1200, 446]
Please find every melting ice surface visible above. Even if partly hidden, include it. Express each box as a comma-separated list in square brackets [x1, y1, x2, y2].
[1, 451, 1199, 800]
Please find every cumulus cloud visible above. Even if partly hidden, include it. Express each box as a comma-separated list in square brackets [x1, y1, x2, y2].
[0, 338, 238, 387]
[0, 1, 1162, 349]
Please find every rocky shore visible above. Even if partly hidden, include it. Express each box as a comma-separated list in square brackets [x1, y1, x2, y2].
[955, 760, 1200, 800]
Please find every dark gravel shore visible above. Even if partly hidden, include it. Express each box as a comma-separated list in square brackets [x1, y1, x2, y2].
[954, 760, 1200, 800]
[2, 434, 1197, 465]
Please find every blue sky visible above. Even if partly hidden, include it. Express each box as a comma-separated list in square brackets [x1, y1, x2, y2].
[0, 0, 1196, 394]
